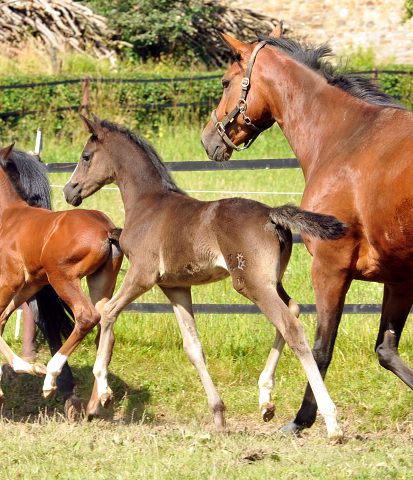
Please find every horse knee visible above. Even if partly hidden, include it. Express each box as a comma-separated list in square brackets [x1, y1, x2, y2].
[76, 309, 101, 337]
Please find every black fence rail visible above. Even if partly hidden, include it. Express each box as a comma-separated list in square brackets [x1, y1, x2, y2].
[124, 303, 387, 315]
[1, 69, 412, 119]
[48, 158, 388, 316]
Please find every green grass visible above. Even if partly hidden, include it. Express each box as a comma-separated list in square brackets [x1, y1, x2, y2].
[1, 120, 413, 478]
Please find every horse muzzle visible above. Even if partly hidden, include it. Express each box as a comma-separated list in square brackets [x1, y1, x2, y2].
[63, 182, 84, 206]
[200, 127, 233, 163]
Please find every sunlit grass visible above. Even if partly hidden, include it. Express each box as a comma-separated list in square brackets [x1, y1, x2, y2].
[1, 119, 413, 480]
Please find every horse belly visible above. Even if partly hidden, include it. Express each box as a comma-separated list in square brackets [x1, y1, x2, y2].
[157, 256, 230, 287]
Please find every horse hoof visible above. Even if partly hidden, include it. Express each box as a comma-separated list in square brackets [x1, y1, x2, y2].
[87, 409, 101, 422]
[100, 391, 114, 409]
[65, 397, 88, 422]
[329, 430, 344, 444]
[280, 421, 303, 436]
[43, 387, 57, 399]
[31, 363, 48, 377]
[214, 416, 226, 432]
[260, 402, 275, 422]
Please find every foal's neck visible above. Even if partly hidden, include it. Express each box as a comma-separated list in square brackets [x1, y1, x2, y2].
[112, 138, 176, 210]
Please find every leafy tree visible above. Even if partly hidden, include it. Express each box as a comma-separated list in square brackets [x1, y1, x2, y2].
[404, 0, 413, 20]
[81, 0, 225, 64]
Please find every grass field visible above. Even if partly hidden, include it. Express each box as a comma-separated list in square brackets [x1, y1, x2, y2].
[1, 118, 413, 479]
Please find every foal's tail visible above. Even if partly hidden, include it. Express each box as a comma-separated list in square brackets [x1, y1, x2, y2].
[28, 285, 75, 348]
[269, 204, 349, 241]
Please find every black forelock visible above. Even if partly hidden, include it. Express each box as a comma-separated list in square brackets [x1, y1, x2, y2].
[258, 35, 407, 111]
[99, 119, 187, 195]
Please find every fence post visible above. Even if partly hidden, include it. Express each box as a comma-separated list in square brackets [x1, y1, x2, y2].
[372, 67, 378, 86]
[82, 77, 89, 116]
[22, 304, 36, 362]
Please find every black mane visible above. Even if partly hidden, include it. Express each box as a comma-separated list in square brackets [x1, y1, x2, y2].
[100, 120, 187, 195]
[258, 35, 407, 111]
[0, 147, 52, 209]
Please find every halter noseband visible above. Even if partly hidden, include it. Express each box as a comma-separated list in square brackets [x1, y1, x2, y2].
[212, 40, 268, 152]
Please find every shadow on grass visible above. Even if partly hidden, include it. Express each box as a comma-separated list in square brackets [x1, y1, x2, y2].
[1, 364, 150, 424]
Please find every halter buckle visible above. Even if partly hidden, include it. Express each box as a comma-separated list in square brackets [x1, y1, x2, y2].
[241, 77, 250, 88]
[216, 122, 226, 137]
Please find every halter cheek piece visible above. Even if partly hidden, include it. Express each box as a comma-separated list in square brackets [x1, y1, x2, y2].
[212, 40, 268, 152]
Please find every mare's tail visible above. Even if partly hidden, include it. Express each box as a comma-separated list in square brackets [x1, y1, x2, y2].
[269, 204, 349, 241]
[28, 285, 75, 349]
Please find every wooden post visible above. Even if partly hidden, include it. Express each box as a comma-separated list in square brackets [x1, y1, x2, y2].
[22, 304, 36, 362]
[82, 77, 89, 116]
[372, 67, 378, 86]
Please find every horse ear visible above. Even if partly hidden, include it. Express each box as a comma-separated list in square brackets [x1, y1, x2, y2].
[91, 113, 103, 125]
[0, 143, 15, 162]
[220, 32, 252, 60]
[79, 114, 105, 141]
[269, 21, 283, 38]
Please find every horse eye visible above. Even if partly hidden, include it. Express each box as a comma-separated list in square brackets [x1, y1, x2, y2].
[82, 153, 91, 162]
[222, 79, 229, 89]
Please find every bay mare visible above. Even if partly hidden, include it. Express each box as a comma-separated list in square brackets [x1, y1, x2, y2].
[63, 115, 348, 440]
[200, 26, 413, 433]
[0, 144, 123, 420]
[0, 146, 82, 416]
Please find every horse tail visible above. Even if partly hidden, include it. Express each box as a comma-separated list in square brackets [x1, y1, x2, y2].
[28, 285, 75, 345]
[269, 204, 349, 241]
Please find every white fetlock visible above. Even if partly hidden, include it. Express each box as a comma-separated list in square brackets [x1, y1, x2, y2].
[324, 413, 343, 443]
[100, 387, 114, 409]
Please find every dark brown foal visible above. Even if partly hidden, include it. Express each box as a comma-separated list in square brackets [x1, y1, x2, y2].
[64, 116, 349, 440]
[0, 144, 123, 419]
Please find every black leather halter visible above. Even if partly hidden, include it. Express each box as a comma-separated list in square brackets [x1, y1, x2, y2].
[211, 40, 268, 152]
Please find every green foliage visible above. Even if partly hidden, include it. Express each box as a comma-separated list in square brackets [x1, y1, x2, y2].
[404, 0, 413, 20]
[0, 71, 224, 148]
[339, 45, 377, 70]
[81, 0, 225, 64]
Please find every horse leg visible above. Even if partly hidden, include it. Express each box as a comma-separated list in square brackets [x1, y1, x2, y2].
[27, 287, 78, 409]
[93, 266, 153, 409]
[161, 286, 226, 432]
[258, 283, 299, 422]
[84, 250, 123, 420]
[288, 259, 352, 434]
[27, 298, 76, 406]
[0, 286, 48, 376]
[42, 279, 101, 399]
[235, 271, 343, 441]
[375, 283, 413, 387]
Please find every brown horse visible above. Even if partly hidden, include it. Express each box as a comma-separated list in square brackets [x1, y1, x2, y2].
[0, 144, 123, 419]
[63, 115, 348, 440]
[200, 27, 413, 434]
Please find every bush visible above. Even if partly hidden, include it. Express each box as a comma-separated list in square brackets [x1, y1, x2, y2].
[0, 71, 224, 147]
[404, 0, 413, 20]
[81, 0, 225, 65]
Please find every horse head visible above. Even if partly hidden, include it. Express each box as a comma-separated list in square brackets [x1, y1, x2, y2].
[64, 114, 114, 206]
[200, 25, 282, 162]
